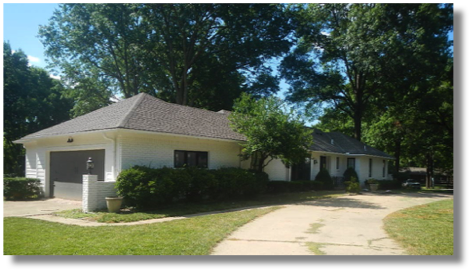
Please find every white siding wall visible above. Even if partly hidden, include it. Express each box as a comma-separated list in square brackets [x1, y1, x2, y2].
[118, 131, 242, 171]
[263, 159, 290, 181]
[354, 156, 391, 184]
[308, 152, 391, 185]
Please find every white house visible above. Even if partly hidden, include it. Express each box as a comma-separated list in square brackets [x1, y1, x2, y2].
[14, 93, 394, 200]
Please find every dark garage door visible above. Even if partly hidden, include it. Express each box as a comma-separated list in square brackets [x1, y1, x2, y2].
[50, 150, 105, 200]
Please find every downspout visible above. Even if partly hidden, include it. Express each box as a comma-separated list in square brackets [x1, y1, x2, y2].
[102, 133, 116, 181]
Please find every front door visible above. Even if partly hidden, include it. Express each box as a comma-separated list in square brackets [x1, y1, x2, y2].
[320, 156, 327, 170]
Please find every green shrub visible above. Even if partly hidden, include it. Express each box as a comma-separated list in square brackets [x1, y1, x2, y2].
[315, 167, 333, 190]
[249, 170, 269, 197]
[266, 181, 289, 193]
[116, 166, 267, 209]
[344, 177, 361, 194]
[4, 177, 42, 200]
[185, 167, 218, 202]
[211, 168, 266, 199]
[343, 167, 359, 183]
[243, 170, 269, 197]
[211, 168, 247, 199]
[116, 166, 162, 209]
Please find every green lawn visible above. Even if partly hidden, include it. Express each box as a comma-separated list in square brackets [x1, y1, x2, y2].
[383, 199, 454, 255]
[4, 207, 279, 255]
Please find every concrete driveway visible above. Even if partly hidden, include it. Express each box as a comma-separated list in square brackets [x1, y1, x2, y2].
[211, 192, 453, 255]
[4, 198, 81, 217]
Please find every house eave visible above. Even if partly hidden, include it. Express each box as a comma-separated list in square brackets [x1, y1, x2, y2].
[12, 128, 120, 144]
[310, 150, 395, 160]
[116, 128, 246, 143]
[14, 127, 246, 144]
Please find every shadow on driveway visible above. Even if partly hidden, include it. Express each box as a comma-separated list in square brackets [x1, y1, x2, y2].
[295, 196, 386, 209]
[295, 191, 453, 210]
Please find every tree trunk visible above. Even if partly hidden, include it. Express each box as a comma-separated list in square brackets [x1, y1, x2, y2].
[353, 88, 364, 141]
[257, 155, 266, 173]
[394, 137, 401, 179]
[425, 153, 433, 188]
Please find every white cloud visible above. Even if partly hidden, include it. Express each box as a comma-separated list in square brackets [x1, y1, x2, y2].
[49, 74, 61, 80]
[27, 55, 40, 63]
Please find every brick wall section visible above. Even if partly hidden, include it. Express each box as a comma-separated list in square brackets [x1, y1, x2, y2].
[82, 175, 118, 212]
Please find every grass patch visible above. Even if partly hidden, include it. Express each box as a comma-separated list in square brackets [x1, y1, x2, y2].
[306, 242, 326, 255]
[4, 207, 279, 255]
[383, 199, 453, 255]
[305, 222, 324, 234]
[55, 190, 345, 223]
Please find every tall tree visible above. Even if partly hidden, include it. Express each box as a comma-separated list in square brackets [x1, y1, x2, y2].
[280, 3, 452, 141]
[229, 94, 313, 173]
[3, 42, 72, 176]
[39, 3, 292, 111]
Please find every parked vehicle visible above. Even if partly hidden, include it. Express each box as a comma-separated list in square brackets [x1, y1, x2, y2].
[402, 179, 421, 189]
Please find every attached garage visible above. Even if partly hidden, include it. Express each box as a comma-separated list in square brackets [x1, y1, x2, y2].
[50, 149, 105, 200]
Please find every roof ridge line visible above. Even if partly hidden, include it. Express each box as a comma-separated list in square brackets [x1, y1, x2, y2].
[117, 93, 147, 128]
[159, 96, 231, 115]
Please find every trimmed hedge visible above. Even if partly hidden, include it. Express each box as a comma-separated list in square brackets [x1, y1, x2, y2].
[116, 165, 346, 209]
[115, 166, 268, 209]
[4, 177, 42, 200]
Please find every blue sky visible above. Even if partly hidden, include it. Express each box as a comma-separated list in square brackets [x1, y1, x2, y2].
[3, 3, 59, 70]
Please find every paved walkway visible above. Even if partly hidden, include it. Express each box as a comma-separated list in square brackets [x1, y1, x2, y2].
[211, 192, 453, 255]
[3, 198, 81, 217]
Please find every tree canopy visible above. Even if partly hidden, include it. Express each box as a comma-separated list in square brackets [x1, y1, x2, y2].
[3, 42, 72, 176]
[39, 3, 292, 114]
[228, 94, 313, 173]
[280, 3, 453, 141]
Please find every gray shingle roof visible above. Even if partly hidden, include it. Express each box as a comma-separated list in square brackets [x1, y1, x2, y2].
[15, 93, 393, 159]
[16, 93, 246, 142]
[310, 129, 394, 159]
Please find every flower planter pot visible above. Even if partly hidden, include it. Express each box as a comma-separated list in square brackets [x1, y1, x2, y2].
[105, 196, 123, 213]
[370, 184, 378, 192]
